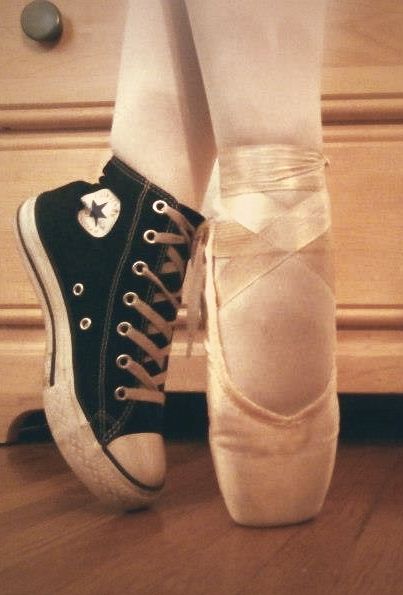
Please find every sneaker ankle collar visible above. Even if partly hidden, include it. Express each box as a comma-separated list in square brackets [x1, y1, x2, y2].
[102, 157, 204, 228]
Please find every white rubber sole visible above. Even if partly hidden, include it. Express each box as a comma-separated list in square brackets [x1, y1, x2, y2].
[15, 197, 163, 510]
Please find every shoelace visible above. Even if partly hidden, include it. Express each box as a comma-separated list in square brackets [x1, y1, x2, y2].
[186, 220, 211, 357]
[115, 201, 196, 404]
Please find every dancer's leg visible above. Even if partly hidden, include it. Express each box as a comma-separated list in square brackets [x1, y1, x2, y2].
[186, 0, 334, 416]
[185, 0, 338, 527]
[185, 0, 326, 151]
[111, 0, 216, 210]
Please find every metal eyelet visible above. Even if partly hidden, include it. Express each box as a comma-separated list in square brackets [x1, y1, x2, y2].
[123, 292, 139, 306]
[114, 386, 127, 401]
[116, 354, 130, 369]
[132, 261, 148, 276]
[79, 317, 92, 330]
[143, 229, 157, 244]
[73, 283, 84, 296]
[117, 321, 131, 335]
[153, 200, 167, 214]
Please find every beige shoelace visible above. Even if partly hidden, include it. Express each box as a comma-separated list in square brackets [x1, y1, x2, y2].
[186, 220, 211, 356]
[115, 202, 196, 404]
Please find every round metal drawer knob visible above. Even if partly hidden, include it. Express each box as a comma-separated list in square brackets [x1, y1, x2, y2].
[21, 1, 63, 42]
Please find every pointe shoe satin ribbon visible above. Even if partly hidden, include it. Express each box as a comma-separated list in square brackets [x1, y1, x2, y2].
[187, 145, 332, 352]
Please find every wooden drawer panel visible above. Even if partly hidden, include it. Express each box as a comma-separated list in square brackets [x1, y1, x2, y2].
[1, 136, 110, 306]
[0, 0, 125, 106]
[1, 0, 403, 108]
[326, 139, 403, 306]
[323, 0, 403, 96]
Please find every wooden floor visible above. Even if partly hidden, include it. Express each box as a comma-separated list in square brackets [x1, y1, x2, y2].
[2, 396, 403, 595]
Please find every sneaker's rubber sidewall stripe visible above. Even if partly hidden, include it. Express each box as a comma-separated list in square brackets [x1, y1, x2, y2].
[16, 203, 56, 386]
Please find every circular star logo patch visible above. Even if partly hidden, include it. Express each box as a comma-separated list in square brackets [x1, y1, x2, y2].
[78, 189, 121, 238]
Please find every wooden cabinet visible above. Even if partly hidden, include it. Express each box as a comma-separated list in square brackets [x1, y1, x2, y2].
[1, 0, 403, 441]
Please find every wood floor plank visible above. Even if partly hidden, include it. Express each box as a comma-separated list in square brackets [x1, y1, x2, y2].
[330, 450, 403, 595]
[1, 436, 403, 595]
[234, 444, 403, 595]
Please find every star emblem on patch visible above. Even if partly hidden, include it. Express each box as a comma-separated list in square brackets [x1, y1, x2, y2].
[89, 200, 107, 225]
[78, 189, 121, 238]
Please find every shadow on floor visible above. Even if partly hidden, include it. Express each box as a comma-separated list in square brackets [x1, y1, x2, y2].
[339, 394, 403, 444]
[9, 393, 209, 444]
[9, 393, 403, 445]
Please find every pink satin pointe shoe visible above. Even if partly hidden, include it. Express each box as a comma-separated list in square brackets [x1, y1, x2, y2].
[200, 144, 340, 526]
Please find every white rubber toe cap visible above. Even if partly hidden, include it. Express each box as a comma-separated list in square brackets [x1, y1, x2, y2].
[106, 433, 166, 491]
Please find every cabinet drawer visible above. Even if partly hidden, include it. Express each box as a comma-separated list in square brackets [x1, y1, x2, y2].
[1, 134, 110, 307]
[0, 0, 126, 107]
[323, 0, 403, 96]
[326, 138, 403, 307]
[1, 0, 403, 109]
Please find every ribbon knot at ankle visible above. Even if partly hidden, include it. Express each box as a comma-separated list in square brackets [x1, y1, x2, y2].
[213, 144, 333, 310]
[220, 144, 328, 196]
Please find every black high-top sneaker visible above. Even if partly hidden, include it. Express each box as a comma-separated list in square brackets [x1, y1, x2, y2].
[15, 157, 204, 510]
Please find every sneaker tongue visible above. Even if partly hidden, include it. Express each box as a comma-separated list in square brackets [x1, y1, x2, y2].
[177, 202, 205, 229]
